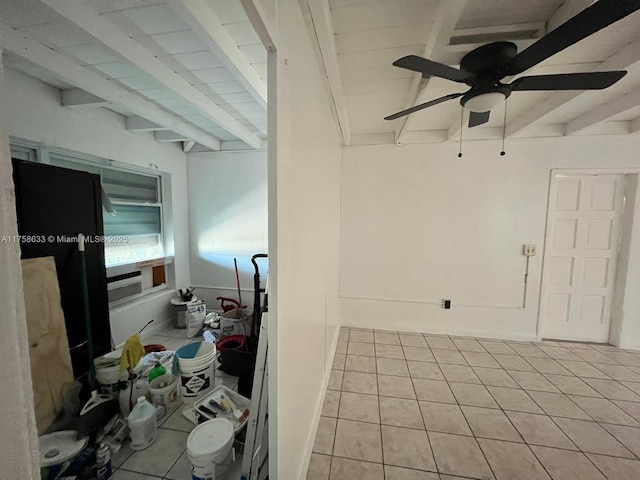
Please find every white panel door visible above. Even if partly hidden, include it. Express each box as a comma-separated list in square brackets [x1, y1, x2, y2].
[540, 174, 625, 342]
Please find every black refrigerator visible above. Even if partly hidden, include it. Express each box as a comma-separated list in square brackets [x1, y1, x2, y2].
[12, 159, 111, 379]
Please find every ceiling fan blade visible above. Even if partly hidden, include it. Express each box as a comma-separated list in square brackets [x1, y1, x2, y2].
[501, 0, 640, 76]
[510, 71, 627, 91]
[384, 93, 463, 121]
[468, 111, 490, 128]
[393, 55, 472, 83]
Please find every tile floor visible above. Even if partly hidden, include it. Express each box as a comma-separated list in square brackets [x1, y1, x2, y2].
[109, 323, 244, 480]
[308, 327, 640, 480]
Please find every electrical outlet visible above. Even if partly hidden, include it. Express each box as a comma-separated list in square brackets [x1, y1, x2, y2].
[443, 299, 451, 309]
[523, 244, 537, 256]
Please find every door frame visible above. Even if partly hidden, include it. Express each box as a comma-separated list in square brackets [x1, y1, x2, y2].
[537, 167, 640, 345]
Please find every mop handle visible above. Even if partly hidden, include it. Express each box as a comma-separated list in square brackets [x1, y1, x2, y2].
[78, 234, 96, 388]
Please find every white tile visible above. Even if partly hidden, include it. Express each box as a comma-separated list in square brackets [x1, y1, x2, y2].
[338, 392, 380, 423]
[419, 401, 472, 436]
[379, 397, 424, 429]
[478, 438, 551, 480]
[378, 375, 416, 399]
[382, 425, 436, 471]
[506, 411, 577, 450]
[449, 382, 499, 408]
[429, 432, 493, 480]
[120, 429, 188, 477]
[412, 378, 456, 403]
[530, 446, 605, 480]
[333, 419, 382, 463]
[586, 453, 640, 480]
[552, 417, 635, 458]
[307, 453, 331, 480]
[461, 405, 522, 442]
[329, 457, 384, 480]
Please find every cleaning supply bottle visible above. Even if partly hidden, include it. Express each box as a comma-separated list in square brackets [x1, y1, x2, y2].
[127, 396, 157, 450]
[148, 362, 166, 383]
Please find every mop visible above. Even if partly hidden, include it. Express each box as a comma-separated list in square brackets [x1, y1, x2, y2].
[77, 234, 117, 439]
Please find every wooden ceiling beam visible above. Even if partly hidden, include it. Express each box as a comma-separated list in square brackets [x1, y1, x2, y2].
[0, 23, 221, 151]
[307, 0, 351, 145]
[41, 0, 261, 149]
[395, 0, 468, 145]
[168, 0, 267, 110]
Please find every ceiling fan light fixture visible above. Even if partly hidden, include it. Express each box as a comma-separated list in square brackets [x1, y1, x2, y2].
[464, 92, 506, 113]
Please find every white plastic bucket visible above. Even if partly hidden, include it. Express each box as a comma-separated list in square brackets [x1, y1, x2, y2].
[95, 362, 126, 397]
[177, 342, 216, 404]
[187, 419, 234, 480]
[149, 374, 179, 407]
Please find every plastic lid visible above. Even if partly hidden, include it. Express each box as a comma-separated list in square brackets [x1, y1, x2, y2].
[187, 419, 234, 456]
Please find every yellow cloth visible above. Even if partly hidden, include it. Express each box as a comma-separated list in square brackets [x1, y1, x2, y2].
[120, 333, 145, 372]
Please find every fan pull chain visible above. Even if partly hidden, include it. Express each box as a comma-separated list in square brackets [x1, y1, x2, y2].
[458, 106, 464, 158]
[500, 98, 508, 156]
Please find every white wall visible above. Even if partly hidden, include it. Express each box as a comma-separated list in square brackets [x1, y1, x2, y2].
[0, 68, 191, 344]
[187, 150, 268, 311]
[273, 1, 343, 478]
[340, 136, 640, 347]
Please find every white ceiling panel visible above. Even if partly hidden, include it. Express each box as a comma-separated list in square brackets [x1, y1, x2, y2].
[337, 45, 424, 70]
[609, 106, 640, 122]
[86, 0, 163, 15]
[91, 61, 146, 79]
[251, 62, 267, 80]
[183, 67, 237, 84]
[0, 0, 61, 27]
[117, 75, 163, 90]
[157, 51, 225, 71]
[345, 90, 408, 108]
[238, 44, 267, 64]
[343, 78, 412, 95]
[335, 23, 431, 54]
[21, 20, 96, 48]
[219, 92, 258, 104]
[223, 21, 262, 46]
[102, 4, 189, 36]
[330, 0, 437, 34]
[223, 101, 263, 115]
[208, 0, 249, 24]
[457, 0, 564, 29]
[136, 87, 180, 101]
[62, 43, 119, 65]
[341, 66, 413, 83]
[136, 30, 207, 56]
[209, 80, 249, 94]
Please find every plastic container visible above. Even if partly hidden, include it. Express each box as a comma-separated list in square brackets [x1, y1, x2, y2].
[149, 374, 179, 408]
[176, 342, 216, 404]
[148, 363, 166, 383]
[127, 396, 157, 451]
[187, 419, 234, 480]
[95, 355, 126, 397]
[194, 386, 251, 434]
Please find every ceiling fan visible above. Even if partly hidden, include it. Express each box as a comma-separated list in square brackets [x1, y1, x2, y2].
[384, 0, 640, 128]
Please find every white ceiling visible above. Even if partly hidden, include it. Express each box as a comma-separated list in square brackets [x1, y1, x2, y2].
[0, 0, 267, 151]
[304, 0, 640, 146]
[1, 0, 639, 151]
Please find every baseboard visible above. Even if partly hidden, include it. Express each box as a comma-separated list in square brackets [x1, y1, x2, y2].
[298, 326, 341, 480]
